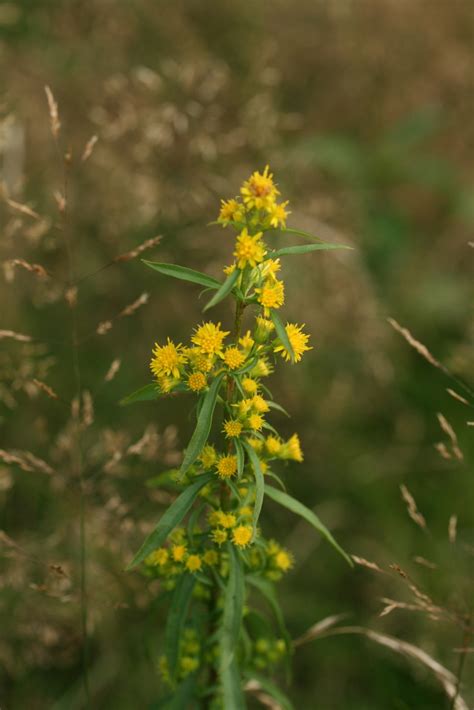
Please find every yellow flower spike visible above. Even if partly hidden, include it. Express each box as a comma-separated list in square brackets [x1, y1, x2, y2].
[218, 197, 244, 225]
[274, 323, 312, 363]
[232, 524, 253, 548]
[185, 554, 202, 572]
[268, 200, 290, 228]
[203, 549, 219, 566]
[274, 549, 294, 572]
[255, 279, 285, 316]
[223, 419, 243, 438]
[223, 346, 245, 370]
[171, 544, 187, 562]
[187, 372, 207, 392]
[233, 228, 266, 269]
[242, 377, 258, 394]
[211, 528, 228, 545]
[240, 165, 279, 211]
[199, 444, 218, 469]
[150, 338, 187, 379]
[216, 454, 238, 479]
[247, 413, 264, 431]
[251, 395, 270, 414]
[192, 322, 230, 355]
[265, 435, 282, 456]
[281, 433, 303, 462]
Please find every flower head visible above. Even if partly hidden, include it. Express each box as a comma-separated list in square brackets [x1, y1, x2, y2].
[268, 200, 290, 228]
[192, 322, 229, 355]
[265, 435, 282, 456]
[146, 548, 169, 566]
[188, 372, 207, 392]
[234, 228, 266, 269]
[171, 544, 187, 562]
[217, 512, 237, 529]
[186, 554, 202, 572]
[240, 166, 279, 211]
[223, 346, 245, 370]
[274, 549, 294, 572]
[218, 198, 244, 225]
[251, 395, 270, 414]
[274, 323, 312, 363]
[216, 455, 238, 479]
[223, 419, 243, 438]
[232, 524, 253, 548]
[199, 444, 217, 469]
[281, 433, 303, 462]
[242, 377, 258, 394]
[150, 339, 187, 379]
[211, 528, 228, 545]
[203, 549, 219, 566]
[248, 413, 264, 431]
[255, 279, 285, 315]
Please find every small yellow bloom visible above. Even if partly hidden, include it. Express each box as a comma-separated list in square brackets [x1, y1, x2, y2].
[216, 455, 238, 479]
[239, 506, 253, 518]
[157, 375, 179, 394]
[150, 338, 187, 379]
[240, 166, 279, 211]
[234, 398, 253, 417]
[180, 656, 199, 674]
[275, 549, 293, 572]
[192, 322, 229, 355]
[218, 512, 237, 529]
[223, 263, 236, 276]
[188, 371, 207, 392]
[251, 394, 270, 413]
[265, 435, 282, 456]
[203, 549, 219, 566]
[211, 528, 228, 545]
[239, 330, 254, 350]
[187, 347, 214, 373]
[251, 357, 273, 378]
[259, 459, 268, 473]
[208, 509, 221, 526]
[232, 524, 253, 548]
[186, 554, 202, 572]
[254, 316, 275, 343]
[199, 444, 217, 469]
[274, 323, 312, 363]
[268, 200, 290, 228]
[146, 548, 169, 566]
[255, 279, 285, 315]
[218, 198, 244, 225]
[223, 347, 245, 370]
[242, 377, 258, 394]
[281, 433, 303, 462]
[248, 413, 264, 431]
[248, 437, 264, 453]
[223, 419, 243, 438]
[171, 544, 187, 562]
[234, 228, 266, 269]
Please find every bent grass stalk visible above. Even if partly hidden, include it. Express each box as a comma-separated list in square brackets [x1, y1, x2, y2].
[125, 166, 353, 707]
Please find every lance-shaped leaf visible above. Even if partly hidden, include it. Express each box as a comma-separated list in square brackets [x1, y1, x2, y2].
[120, 383, 159, 406]
[244, 672, 294, 710]
[273, 243, 352, 257]
[203, 267, 240, 312]
[127, 472, 213, 569]
[246, 575, 291, 650]
[276, 226, 325, 243]
[222, 657, 245, 710]
[265, 485, 353, 566]
[143, 260, 221, 289]
[270, 309, 294, 362]
[165, 573, 196, 677]
[178, 373, 225, 479]
[234, 438, 245, 479]
[242, 441, 264, 540]
[220, 544, 245, 672]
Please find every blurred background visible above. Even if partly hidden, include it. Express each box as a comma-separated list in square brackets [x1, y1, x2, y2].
[0, 1, 473, 708]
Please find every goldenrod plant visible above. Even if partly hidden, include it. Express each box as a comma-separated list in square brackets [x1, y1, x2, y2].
[124, 167, 353, 708]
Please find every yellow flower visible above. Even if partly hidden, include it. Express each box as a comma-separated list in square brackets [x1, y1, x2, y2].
[239, 330, 254, 350]
[251, 395, 269, 413]
[223, 263, 236, 276]
[208, 509, 221, 526]
[261, 258, 281, 280]
[234, 228, 266, 269]
[186, 554, 202, 572]
[248, 413, 264, 431]
[180, 656, 199, 674]
[203, 549, 219, 566]
[223, 346, 245, 370]
[146, 548, 169, 566]
[239, 506, 253, 518]
[248, 437, 264, 453]
[274, 549, 294, 572]
[199, 444, 217, 469]
[242, 377, 258, 394]
[157, 376, 179, 394]
[218, 198, 244, 225]
[216, 455, 238, 479]
[150, 338, 187, 379]
[232, 524, 253, 548]
[233, 398, 253, 417]
[265, 435, 282, 456]
[240, 165, 279, 211]
[171, 544, 187, 562]
[188, 372, 207, 392]
[268, 200, 290, 228]
[274, 323, 312, 363]
[250, 357, 273, 378]
[255, 279, 285, 315]
[259, 460, 268, 474]
[218, 512, 237, 529]
[281, 433, 303, 462]
[254, 317, 275, 343]
[223, 419, 243, 438]
[211, 528, 228, 545]
[192, 322, 229, 355]
[187, 347, 214, 372]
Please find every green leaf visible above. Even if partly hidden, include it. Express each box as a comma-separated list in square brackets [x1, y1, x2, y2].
[220, 544, 245, 672]
[165, 573, 196, 677]
[242, 441, 264, 541]
[120, 383, 159, 406]
[264, 485, 353, 566]
[246, 575, 291, 650]
[267, 400, 290, 417]
[178, 373, 225, 479]
[126, 472, 213, 569]
[244, 672, 294, 710]
[143, 260, 221, 289]
[270, 310, 294, 362]
[234, 438, 245, 479]
[274, 243, 352, 257]
[277, 226, 325, 243]
[203, 268, 240, 312]
[222, 657, 245, 710]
